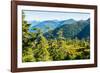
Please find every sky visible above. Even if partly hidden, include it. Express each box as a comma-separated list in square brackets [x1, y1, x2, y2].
[23, 10, 90, 21]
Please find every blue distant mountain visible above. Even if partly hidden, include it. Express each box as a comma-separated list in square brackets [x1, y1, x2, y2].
[59, 19, 76, 25]
[28, 19, 76, 32]
[27, 20, 40, 29]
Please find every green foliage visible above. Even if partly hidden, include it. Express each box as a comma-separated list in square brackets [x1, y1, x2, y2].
[22, 12, 90, 62]
[33, 34, 51, 61]
[22, 48, 36, 62]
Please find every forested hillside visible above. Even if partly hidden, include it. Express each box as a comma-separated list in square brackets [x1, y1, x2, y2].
[44, 19, 90, 39]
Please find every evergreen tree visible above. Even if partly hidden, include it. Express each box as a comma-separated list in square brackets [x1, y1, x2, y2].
[33, 28, 51, 61]
[22, 11, 36, 62]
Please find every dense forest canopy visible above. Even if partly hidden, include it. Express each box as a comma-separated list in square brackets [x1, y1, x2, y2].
[22, 11, 90, 62]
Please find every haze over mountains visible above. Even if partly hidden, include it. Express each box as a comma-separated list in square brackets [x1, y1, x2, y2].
[28, 18, 90, 39]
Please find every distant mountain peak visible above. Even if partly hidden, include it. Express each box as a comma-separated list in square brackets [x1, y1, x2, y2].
[67, 19, 75, 21]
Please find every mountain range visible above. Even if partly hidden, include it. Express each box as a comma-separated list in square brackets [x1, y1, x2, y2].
[28, 18, 90, 39]
[28, 19, 76, 32]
